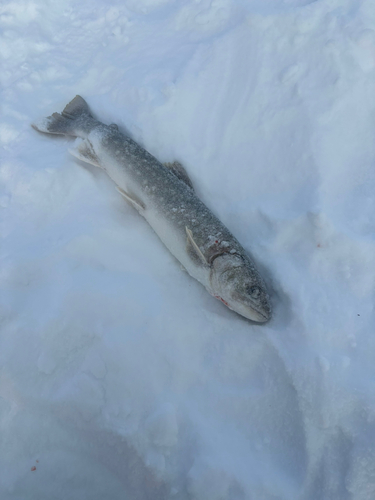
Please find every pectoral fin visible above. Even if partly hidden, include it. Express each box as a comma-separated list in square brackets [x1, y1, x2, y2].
[164, 161, 194, 190]
[116, 186, 145, 213]
[186, 227, 207, 265]
[69, 138, 101, 168]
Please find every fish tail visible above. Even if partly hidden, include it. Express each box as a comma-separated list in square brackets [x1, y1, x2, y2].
[32, 95, 96, 137]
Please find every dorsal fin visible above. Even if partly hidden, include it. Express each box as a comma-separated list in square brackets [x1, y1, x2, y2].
[164, 161, 194, 190]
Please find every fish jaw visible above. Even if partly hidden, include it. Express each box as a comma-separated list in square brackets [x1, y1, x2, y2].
[228, 298, 271, 323]
[214, 292, 271, 322]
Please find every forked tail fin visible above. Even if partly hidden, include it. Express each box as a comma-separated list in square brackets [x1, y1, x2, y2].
[32, 95, 96, 137]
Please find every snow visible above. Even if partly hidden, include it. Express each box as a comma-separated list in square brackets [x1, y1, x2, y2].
[1, 0, 375, 498]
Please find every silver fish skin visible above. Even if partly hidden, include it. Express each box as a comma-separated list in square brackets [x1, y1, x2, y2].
[32, 96, 271, 323]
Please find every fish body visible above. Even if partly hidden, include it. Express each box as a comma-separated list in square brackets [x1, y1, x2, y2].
[32, 96, 271, 322]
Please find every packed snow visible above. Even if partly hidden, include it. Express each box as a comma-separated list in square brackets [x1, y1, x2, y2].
[1, 0, 375, 498]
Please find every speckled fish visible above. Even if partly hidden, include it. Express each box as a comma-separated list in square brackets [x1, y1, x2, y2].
[32, 96, 271, 322]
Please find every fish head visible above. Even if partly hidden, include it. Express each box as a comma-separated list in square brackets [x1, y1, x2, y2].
[210, 254, 271, 323]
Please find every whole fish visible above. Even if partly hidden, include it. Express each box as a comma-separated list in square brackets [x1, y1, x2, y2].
[32, 96, 271, 322]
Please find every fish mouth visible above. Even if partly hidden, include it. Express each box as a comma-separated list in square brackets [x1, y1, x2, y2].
[213, 294, 271, 323]
[245, 306, 270, 323]
[229, 301, 271, 323]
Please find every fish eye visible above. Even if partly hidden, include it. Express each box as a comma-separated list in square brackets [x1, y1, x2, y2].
[247, 285, 260, 299]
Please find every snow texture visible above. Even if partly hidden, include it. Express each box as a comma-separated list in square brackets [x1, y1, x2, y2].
[1, 0, 375, 498]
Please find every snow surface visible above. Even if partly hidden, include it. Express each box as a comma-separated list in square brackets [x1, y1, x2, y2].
[1, 0, 375, 498]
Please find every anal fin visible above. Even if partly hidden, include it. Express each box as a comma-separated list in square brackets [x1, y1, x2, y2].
[69, 138, 101, 168]
[116, 186, 145, 213]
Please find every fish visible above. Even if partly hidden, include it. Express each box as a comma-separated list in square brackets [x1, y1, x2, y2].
[32, 96, 271, 323]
